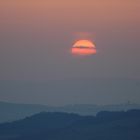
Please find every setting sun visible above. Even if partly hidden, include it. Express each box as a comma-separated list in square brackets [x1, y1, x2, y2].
[72, 40, 96, 55]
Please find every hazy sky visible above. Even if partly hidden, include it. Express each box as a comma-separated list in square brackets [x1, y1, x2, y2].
[0, 0, 140, 105]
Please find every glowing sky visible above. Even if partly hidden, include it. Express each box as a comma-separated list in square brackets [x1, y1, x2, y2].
[0, 0, 140, 33]
[0, 0, 140, 105]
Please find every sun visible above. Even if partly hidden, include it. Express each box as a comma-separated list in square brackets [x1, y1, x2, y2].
[72, 40, 96, 55]
[73, 40, 95, 48]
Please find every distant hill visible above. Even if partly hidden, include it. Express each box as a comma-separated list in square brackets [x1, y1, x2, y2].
[1, 101, 140, 123]
[0, 101, 51, 123]
[0, 110, 140, 140]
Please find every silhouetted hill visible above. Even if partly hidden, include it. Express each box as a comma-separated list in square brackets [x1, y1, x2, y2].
[0, 110, 140, 140]
[1, 101, 140, 123]
[0, 101, 52, 123]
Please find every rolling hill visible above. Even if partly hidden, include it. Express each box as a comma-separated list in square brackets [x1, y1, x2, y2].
[0, 110, 140, 140]
[1, 101, 140, 123]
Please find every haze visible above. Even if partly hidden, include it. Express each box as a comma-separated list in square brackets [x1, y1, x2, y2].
[0, 0, 140, 105]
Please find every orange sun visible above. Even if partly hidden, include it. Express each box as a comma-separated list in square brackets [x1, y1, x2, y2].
[72, 40, 96, 55]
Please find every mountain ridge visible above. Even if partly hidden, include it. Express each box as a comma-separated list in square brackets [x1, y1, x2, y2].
[0, 110, 140, 140]
[1, 101, 140, 123]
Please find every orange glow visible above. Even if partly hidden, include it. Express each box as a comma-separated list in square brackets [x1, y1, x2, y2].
[72, 40, 96, 55]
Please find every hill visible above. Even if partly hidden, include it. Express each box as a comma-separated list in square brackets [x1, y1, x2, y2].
[0, 110, 140, 140]
[1, 101, 140, 123]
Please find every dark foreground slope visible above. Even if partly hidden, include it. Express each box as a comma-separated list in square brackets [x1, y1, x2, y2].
[0, 110, 140, 140]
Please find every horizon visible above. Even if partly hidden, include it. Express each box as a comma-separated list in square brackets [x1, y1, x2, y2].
[0, 95, 139, 107]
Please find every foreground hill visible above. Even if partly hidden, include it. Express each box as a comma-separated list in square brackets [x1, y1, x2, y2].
[0, 110, 140, 140]
[1, 101, 140, 123]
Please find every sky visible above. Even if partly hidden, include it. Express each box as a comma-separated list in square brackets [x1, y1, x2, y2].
[0, 0, 140, 105]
